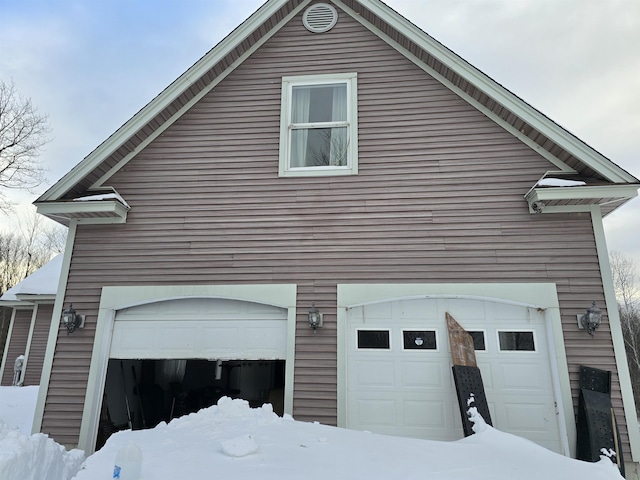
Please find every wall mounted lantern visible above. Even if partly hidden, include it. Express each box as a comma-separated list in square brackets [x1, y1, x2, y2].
[62, 304, 85, 335]
[308, 303, 323, 334]
[578, 301, 602, 337]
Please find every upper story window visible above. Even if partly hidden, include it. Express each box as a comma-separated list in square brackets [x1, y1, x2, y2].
[279, 72, 358, 177]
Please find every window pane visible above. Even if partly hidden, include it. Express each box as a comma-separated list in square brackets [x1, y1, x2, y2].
[291, 127, 347, 167]
[357, 330, 390, 349]
[292, 84, 347, 123]
[403, 331, 436, 350]
[468, 331, 486, 351]
[498, 331, 535, 351]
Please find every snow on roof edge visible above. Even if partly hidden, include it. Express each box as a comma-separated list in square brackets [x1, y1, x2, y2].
[0, 254, 63, 302]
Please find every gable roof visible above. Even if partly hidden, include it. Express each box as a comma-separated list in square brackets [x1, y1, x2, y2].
[34, 0, 638, 215]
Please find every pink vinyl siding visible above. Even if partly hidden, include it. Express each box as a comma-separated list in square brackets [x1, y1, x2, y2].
[40, 3, 630, 457]
[22, 304, 53, 386]
[1, 309, 32, 386]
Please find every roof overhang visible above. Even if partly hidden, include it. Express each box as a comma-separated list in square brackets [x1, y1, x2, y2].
[15, 294, 57, 303]
[35, 198, 130, 226]
[524, 184, 639, 215]
[0, 299, 35, 308]
[0, 294, 57, 307]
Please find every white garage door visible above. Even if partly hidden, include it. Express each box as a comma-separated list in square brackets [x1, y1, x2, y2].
[346, 297, 563, 453]
[110, 297, 287, 360]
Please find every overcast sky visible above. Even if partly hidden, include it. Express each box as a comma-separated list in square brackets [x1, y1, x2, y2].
[1, 0, 639, 265]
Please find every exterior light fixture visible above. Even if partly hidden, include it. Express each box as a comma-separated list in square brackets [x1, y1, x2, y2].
[308, 303, 323, 334]
[578, 301, 602, 337]
[62, 304, 85, 335]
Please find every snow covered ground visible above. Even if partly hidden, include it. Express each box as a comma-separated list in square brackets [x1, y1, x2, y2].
[0, 386, 625, 479]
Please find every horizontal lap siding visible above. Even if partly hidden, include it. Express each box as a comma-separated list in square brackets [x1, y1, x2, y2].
[1, 309, 32, 386]
[23, 304, 53, 386]
[43, 3, 629, 456]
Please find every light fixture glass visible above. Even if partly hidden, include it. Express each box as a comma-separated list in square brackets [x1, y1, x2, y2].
[580, 301, 602, 337]
[62, 304, 84, 335]
[308, 303, 323, 333]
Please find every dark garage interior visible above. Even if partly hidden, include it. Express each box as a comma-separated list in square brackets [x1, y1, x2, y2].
[97, 358, 285, 449]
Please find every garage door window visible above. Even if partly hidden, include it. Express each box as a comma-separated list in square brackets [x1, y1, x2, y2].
[468, 331, 486, 351]
[402, 330, 437, 350]
[498, 331, 535, 351]
[357, 330, 390, 349]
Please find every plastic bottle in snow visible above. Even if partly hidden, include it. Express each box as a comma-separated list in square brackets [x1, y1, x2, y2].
[113, 441, 142, 479]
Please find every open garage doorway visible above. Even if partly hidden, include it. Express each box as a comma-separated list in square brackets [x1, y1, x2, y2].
[97, 358, 285, 449]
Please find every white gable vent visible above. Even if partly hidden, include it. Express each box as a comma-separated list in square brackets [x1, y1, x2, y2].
[303, 3, 338, 33]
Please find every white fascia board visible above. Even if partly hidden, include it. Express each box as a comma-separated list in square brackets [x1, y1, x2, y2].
[352, 0, 638, 183]
[36, 0, 294, 202]
[15, 295, 56, 303]
[0, 301, 34, 308]
[525, 185, 639, 203]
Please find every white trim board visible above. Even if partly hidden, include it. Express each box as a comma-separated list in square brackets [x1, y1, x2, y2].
[590, 205, 640, 461]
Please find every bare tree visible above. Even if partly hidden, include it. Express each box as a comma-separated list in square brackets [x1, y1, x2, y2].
[0, 211, 66, 354]
[0, 209, 66, 295]
[610, 251, 640, 413]
[0, 79, 50, 212]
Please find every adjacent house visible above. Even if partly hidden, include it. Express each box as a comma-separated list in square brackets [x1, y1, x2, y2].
[0, 255, 62, 387]
[26, 0, 640, 470]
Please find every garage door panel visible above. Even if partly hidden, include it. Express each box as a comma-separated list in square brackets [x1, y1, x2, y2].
[110, 299, 287, 360]
[346, 297, 563, 453]
[496, 362, 547, 390]
[403, 399, 450, 429]
[352, 398, 397, 427]
[157, 327, 197, 353]
[201, 327, 240, 350]
[476, 362, 494, 389]
[502, 402, 555, 432]
[245, 324, 286, 352]
[352, 360, 396, 387]
[440, 299, 487, 321]
[401, 361, 445, 388]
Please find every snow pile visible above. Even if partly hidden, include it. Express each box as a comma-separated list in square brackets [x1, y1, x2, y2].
[72, 397, 623, 480]
[537, 177, 587, 187]
[0, 388, 624, 480]
[0, 421, 84, 480]
[0, 385, 39, 436]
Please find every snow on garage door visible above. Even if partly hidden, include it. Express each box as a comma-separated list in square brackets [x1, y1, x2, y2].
[110, 297, 287, 360]
[346, 297, 563, 453]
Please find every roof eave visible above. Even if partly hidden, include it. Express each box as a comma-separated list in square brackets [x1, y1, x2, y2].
[524, 184, 639, 214]
[15, 294, 57, 302]
[35, 199, 130, 225]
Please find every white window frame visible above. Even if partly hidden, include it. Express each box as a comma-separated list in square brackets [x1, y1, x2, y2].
[278, 72, 358, 177]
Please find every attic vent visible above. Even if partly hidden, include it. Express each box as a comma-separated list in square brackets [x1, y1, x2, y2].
[303, 3, 338, 33]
